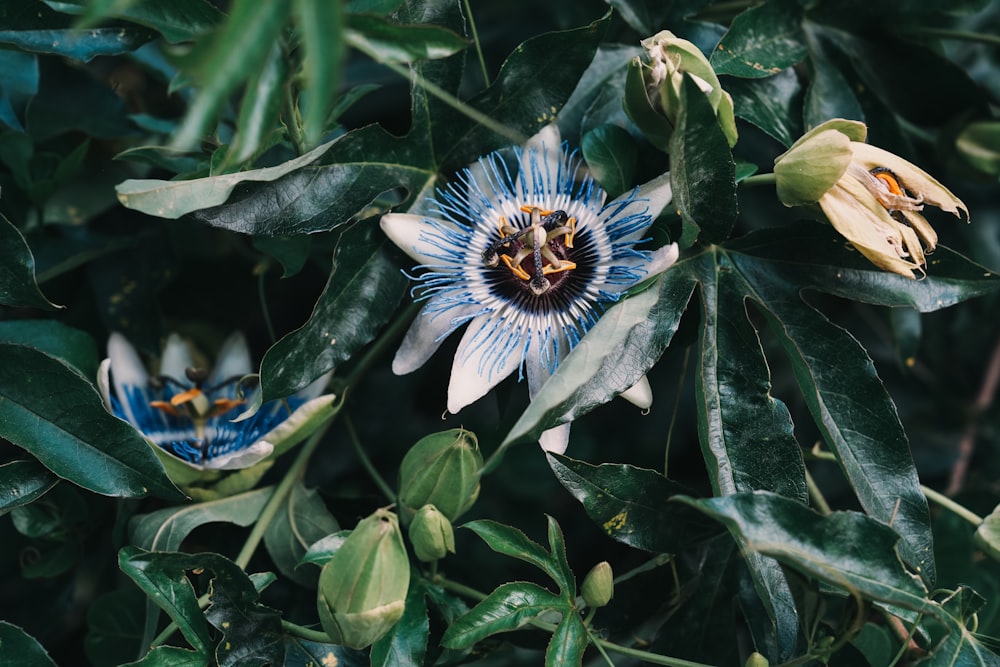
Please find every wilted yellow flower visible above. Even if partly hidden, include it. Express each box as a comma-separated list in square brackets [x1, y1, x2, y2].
[775, 119, 969, 278]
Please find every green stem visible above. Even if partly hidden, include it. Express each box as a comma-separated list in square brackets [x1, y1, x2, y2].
[345, 412, 397, 503]
[346, 36, 525, 145]
[281, 619, 332, 643]
[804, 467, 832, 515]
[282, 82, 307, 156]
[899, 26, 1000, 47]
[664, 346, 690, 477]
[461, 0, 490, 88]
[740, 173, 777, 187]
[256, 264, 278, 344]
[922, 484, 983, 526]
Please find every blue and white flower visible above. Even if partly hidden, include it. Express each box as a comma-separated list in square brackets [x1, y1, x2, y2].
[381, 125, 678, 453]
[99, 331, 333, 472]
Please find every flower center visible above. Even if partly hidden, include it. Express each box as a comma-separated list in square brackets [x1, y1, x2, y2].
[148, 367, 246, 440]
[481, 206, 577, 295]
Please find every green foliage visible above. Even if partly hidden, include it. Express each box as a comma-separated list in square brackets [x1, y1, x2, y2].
[2, 0, 1000, 665]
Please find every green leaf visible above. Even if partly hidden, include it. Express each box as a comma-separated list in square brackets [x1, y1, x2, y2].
[462, 519, 570, 594]
[130, 487, 273, 551]
[975, 504, 1000, 563]
[294, 0, 345, 148]
[546, 454, 723, 553]
[260, 222, 408, 400]
[282, 638, 368, 666]
[0, 320, 98, 378]
[802, 29, 864, 128]
[0, 344, 181, 500]
[203, 559, 284, 667]
[559, 44, 642, 142]
[0, 621, 58, 666]
[43, 0, 223, 42]
[623, 55, 673, 153]
[123, 644, 207, 667]
[169, 0, 291, 150]
[226, 41, 287, 167]
[710, 0, 807, 78]
[370, 578, 430, 667]
[251, 235, 311, 278]
[84, 586, 147, 667]
[724, 69, 803, 147]
[0, 459, 58, 517]
[116, 139, 337, 220]
[0, 50, 38, 132]
[669, 75, 737, 245]
[500, 271, 696, 451]
[298, 530, 351, 568]
[581, 124, 637, 200]
[0, 1, 155, 60]
[440, 582, 564, 649]
[545, 613, 588, 667]
[263, 481, 339, 587]
[0, 214, 60, 310]
[118, 547, 212, 656]
[345, 14, 468, 64]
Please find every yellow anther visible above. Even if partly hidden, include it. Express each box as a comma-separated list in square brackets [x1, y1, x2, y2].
[170, 387, 203, 406]
[873, 170, 904, 196]
[501, 254, 531, 280]
[564, 216, 577, 248]
[520, 205, 554, 216]
[542, 260, 577, 275]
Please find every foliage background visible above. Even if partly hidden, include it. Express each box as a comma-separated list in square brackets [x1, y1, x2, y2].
[2, 0, 1000, 665]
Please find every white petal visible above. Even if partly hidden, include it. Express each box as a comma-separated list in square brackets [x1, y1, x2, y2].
[645, 242, 680, 277]
[209, 331, 252, 385]
[447, 314, 523, 413]
[539, 423, 571, 454]
[107, 333, 149, 424]
[161, 333, 194, 379]
[97, 358, 113, 411]
[393, 303, 478, 375]
[381, 213, 463, 266]
[614, 171, 673, 244]
[620, 375, 653, 409]
[202, 441, 274, 470]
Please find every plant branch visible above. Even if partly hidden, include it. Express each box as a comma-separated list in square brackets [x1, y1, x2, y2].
[947, 332, 1000, 495]
[345, 412, 397, 503]
[461, 0, 490, 88]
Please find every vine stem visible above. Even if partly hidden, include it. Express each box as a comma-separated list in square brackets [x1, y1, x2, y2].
[281, 619, 332, 643]
[664, 346, 691, 477]
[898, 26, 1000, 47]
[282, 80, 307, 156]
[804, 467, 832, 515]
[345, 412, 397, 503]
[740, 173, 777, 187]
[947, 332, 1000, 495]
[461, 0, 490, 88]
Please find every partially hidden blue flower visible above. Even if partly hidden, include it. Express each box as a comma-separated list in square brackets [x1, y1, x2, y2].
[98, 332, 334, 478]
[380, 125, 678, 453]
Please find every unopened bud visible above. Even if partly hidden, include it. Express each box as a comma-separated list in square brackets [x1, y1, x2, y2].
[316, 508, 409, 649]
[581, 561, 614, 608]
[408, 504, 456, 562]
[398, 428, 482, 522]
[745, 652, 769, 667]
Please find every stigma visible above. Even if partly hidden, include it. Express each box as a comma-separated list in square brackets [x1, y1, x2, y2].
[481, 206, 577, 295]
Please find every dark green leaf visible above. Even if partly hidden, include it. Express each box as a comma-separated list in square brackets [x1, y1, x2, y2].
[282, 637, 368, 667]
[251, 235, 311, 278]
[623, 56, 673, 153]
[85, 586, 147, 667]
[260, 222, 408, 400]
[298, 530, 351, 568]
[294, 0, 345, 147]
[462, 519, 569, 594]
[263, 481, 339, 587]
[545, 516, 575, 599]
[0, 459, 58, 517]
[347, 0, 404, 13]
[0, 320, 98, 378]
[501, 270, 696, 451]
[0, 50, 38, 132]
[710, 0, 807, 78]
[559, 44, 642, 143]
[118, 547, 212, 655]
[370, 578, 430, 667]
[116, 139, 336, 220]
[203, 558, 283, 667]
[345, 13, 467, 64]
[44, 0, 223, 42]
[0, 213, 60, 310]
[724, 69, 804, 147]
[581, 124, 637, 199]
[130, 487, 272, 551]
[170, 0, 291, 150]
[123, 644, 207, 667]
[440, 582, 564, 649]
[0, 1, 155, 60]
[0, 621, 57, 666]
[802, 28, 864, 128]
[544, 613, 587, 667]
[546, 454, 723, 553]
[669, 75, 737, 245]
[0, 344, 181, 500]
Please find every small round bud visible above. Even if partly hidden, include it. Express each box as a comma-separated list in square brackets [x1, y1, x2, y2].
[316, 508, 410, 649]
[581, 561, 614, 608]
[398, 428, 483, 522]
[745, 652, 769, 667]
[408, 504, 456, 562]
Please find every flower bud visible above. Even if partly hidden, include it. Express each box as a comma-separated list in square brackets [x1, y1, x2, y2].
[625, 30, 738, 150]
[745, 652, 770, 667]
[581, 561, 614, 608]
[408, 504, 456, 562]
[316, 508, 410, 649]
[398, 428, 482, 522]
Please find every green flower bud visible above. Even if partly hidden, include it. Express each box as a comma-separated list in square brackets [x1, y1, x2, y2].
[581, 561, 614, 608]
[408, 504, 456, 562]
[316, 508, 410, 649]
[625, 30, 738, 150]
[745, 652, 769, 667]
[398, 428, 482, 522]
